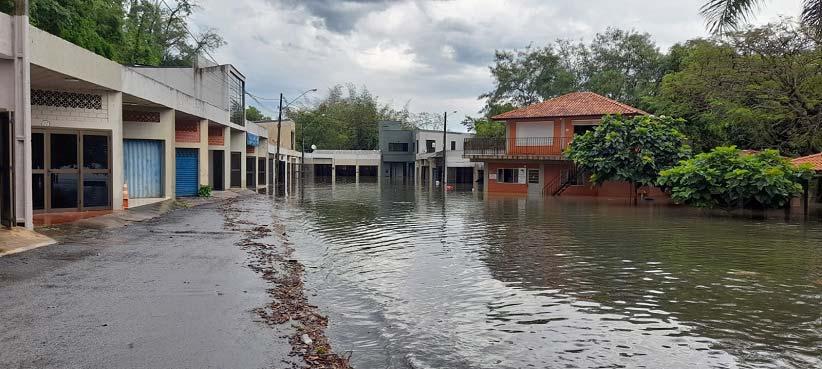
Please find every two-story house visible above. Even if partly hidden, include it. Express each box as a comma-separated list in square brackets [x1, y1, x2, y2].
[464, 92, 647, 197]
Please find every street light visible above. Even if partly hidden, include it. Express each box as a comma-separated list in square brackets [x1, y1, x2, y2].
[276, 88, 317, 186]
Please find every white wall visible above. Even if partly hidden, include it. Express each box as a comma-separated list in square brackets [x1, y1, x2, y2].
[414, 130, 474, 153]
[30, 90, 109, 129]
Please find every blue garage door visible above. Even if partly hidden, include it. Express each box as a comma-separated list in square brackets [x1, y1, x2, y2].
[124, 139, 164, 198]
[175, 148, 199, 197]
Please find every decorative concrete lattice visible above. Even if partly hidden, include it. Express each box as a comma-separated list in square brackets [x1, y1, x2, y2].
[32, 89, 103, 110]
[123, 110, 161, 123]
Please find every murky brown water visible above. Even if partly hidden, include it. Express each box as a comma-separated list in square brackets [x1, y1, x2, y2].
[273, 182, 822, 369]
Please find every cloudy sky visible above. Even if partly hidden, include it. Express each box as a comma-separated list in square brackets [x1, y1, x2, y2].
[193, 0, 803, 125]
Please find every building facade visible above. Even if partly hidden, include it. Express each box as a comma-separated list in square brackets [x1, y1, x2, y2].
[378, 121, 414, 181]
[413, 129, 482, 190]
[0, 11, 274, 228]
[464, 92, 651, 197]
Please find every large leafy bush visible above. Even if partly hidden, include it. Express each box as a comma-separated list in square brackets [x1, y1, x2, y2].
[565, 115, 691, 187]
[659, 146, 813, 209]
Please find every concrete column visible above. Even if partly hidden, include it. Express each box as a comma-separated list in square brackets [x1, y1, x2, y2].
[222, 126, 230, 191]
[331, 163, 336, 185]
[428, 160, 434, 190]
[483, 161, 489, 194]
[198, 119, 209, 188]
[108, 91, 124, 210]
[240, 132, 247, 189]
[472, 165, 479, 192]
[11, 11, 32, 228]
[162, 110, 175, 198]
[355, 164, 360, 183]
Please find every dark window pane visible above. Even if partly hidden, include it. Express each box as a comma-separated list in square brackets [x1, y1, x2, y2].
[83, 173, 109, 207]
[50, 134, 77, 169]
[32, 173, 44, 210]
[32, 133, 44, 170]
[83, 135, 108, 170]
[50, 173, 78, 209]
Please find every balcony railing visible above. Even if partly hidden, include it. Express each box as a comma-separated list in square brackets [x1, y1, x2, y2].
[464, 137, 570, 157]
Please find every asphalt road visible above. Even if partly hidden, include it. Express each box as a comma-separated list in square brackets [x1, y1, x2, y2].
[0, 197, 297, 369]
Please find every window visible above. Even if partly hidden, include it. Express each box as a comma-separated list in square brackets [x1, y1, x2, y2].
[388, 143, 408, 152]
[229, 73, 245, 125]
[497, 168, 519, 183]
[528, 169, 540, 184]
[426, 140, 436, 153]
[450, 141, 456, 150]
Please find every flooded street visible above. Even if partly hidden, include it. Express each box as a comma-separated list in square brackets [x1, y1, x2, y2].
[275, 182, 822, 369]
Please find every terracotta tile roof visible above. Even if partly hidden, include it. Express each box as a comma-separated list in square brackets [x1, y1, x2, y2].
[791, 153, 822, 171]
[492, 92, 647, 120]
[740, 149, 761, 155]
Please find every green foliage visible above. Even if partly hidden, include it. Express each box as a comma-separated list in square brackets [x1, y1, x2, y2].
[197, 185, 212, 198]
[461, 103, 512, 138]
[245, 106, 270, 122]
[21, 0, 224, 67]
[291, 84, 410, 150]
[646, 20, 822, 156]
[481, 28, 667, 112]
[0, 0, 15, 14]
[659, 146, 814, 209]
[565, 115, 691, 187]
[700, 0, 822, 34]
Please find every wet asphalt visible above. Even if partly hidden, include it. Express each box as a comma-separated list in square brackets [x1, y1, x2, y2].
[0, 196, 297, 369]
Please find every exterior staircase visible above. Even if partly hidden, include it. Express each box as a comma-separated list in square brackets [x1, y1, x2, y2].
[543, 164, 583, 197]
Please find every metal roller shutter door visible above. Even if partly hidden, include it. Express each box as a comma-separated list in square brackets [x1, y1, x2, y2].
[175, 148, 199, 197]
[124, 139, 164, 198]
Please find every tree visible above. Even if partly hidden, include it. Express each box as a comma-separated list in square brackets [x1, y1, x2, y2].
[461, 103, 512, 138]
[5, 0, 224, 67]
[565, 115, 691, 201]
[646, 20, 822, 156]
[245, 106, 270, 122]
[291, 84, 410, 151]
[701, 0, 822, 34]
[480, 28, 665, 113]
[659, 146, 814, 209]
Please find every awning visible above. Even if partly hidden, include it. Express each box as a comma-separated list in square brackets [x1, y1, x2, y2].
[246, 133, 259, 147]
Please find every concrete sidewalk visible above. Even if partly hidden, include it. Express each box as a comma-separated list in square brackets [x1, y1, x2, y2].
[0, 228, 56, 257]
[1, 190, 245, 257]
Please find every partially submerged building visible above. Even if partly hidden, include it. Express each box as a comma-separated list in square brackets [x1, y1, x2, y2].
[464, 92, 648, 197]
[414, 129, 482, 189]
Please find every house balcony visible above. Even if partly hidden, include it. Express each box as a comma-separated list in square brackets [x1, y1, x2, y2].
[463, 137, 570, 160]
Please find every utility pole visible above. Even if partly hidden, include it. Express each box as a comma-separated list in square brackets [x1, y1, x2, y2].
[300, 119, 306, 185]
[442, 111, 447, 192]
[275, 93, 283, 186]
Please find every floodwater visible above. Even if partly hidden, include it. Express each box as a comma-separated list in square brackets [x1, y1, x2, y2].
[272, 182, 822, 369]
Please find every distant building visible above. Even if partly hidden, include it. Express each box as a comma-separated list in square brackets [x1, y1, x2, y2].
[413, 130, 482, 190]
[378, 121, 415, 181]
[464, 92, 650, 197]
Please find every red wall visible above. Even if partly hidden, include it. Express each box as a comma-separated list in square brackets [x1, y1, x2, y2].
[175, 120, 200, 143]
[486, 162, 537, 194]
[208, 126, 224, 146]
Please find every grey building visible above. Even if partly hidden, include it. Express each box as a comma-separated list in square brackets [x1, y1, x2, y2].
[378, 121, 415, 181]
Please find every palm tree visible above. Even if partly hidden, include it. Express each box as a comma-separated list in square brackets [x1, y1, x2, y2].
[701, 0, 822, 34]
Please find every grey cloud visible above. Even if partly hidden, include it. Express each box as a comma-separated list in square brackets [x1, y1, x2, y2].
[274, 0, 403, 33]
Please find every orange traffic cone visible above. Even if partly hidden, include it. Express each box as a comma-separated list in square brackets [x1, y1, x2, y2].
[123, 183, 129, 209]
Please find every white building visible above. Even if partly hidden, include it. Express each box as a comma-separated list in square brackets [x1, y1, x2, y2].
[0, 10, 290, 229]
[413, 130, 482, 190]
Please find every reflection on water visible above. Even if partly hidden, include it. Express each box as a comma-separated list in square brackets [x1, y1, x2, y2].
[273, 182, 822, 369]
